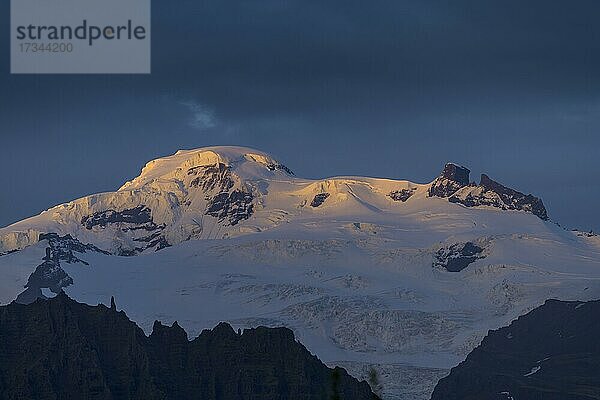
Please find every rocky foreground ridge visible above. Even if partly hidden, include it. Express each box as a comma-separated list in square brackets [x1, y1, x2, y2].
[0, 293, 378, 400]
[430, 299, 600, 400]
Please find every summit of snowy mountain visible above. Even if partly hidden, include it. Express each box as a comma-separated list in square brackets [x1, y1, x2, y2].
[0, 146, 552, 256]
[1, 145, 596, 400]
[0, 146, 299, 255]
[119, 146, 294, 191]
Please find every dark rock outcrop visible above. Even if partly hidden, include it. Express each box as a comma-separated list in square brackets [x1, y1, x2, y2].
[81, 207, 169, 254]
[266, 163, 294, 175]
[82, 206, 155, 230]
[188, 163, 235, 193]
[0, 293, 378, 400]
[574, 229, 597, 238]
[449, 174, 548, 220]
[428, 162, 549, 220]
[430, 299, 600, 400]
[187, 163, 255, 226]
[310, 193, 331, 207]
[15, 234, 111, 304]
[428, 163, 471, 198]
[132, 231, 171, 251]
[205, 189, 254, 226]
[15, 249, 73, 304]
[39, 232, 110, 264]
[433, 242, 485, 272]
[389, 188, 416, 202]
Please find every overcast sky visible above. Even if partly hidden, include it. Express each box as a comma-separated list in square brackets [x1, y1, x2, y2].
[1, 0, 599, 231]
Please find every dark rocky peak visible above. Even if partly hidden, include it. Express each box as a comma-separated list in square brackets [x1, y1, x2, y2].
[429, 164, 548, 220]
[0, 294, 378, 400]
[441, 163, 471, 186]
[151, 320, 188, 342]
[431, 299, 600, 400]
[480, 175, 547, 220]
[479, 173, 501, 190]
[429, 163, 471, 198]
[448, 174, 549, 220]
[211, 320, 238, 335]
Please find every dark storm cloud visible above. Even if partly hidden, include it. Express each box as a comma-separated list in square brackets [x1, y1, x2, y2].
[0, 0, 599, 230]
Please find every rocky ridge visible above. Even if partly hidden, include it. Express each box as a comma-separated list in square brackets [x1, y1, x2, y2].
[429, 163, 548, 220]
[430, 299, 600, 400]
[0, 292, 378, 400]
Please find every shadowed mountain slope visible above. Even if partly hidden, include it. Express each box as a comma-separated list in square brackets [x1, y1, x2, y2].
[0, 292, 377, 400]
[430, 299, 600, 400]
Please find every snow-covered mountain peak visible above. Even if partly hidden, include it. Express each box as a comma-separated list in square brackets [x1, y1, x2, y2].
[0, 146, 557, 258]
[120, 146, 293, 191]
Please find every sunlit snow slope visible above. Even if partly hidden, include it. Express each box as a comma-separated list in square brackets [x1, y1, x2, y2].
[1, 146, 600, 400]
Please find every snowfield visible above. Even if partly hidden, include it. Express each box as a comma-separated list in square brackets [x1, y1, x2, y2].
[1, 146, 600, 399]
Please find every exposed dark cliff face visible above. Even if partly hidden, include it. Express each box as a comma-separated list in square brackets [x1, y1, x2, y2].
[188, 162, 235, 193]
[0, 293, 377, 400]
[1, 292, 157, 400]
[205, 189, 254, 226]
[428, 163, 549, 220]
[449, 174, 548, 221]
[430, 299, 600, 400]
[82, 206, 156, 230]
[186, 163, 255, 226]
[428, 163, 471, 198]
[441, 164, 471, 186]
[81, 207, 170, 254]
